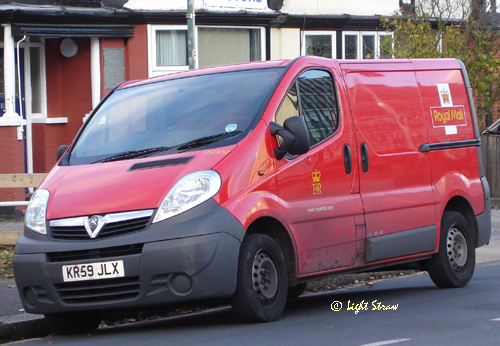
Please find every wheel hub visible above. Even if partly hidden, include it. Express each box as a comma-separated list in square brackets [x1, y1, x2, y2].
[252, 251, 278, 304]
[446, 226, 468, 271]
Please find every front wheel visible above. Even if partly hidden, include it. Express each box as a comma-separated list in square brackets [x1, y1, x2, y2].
[231, 234, 288, 322]
[44, 311, 102, 335]
[426, 211, 476, 288]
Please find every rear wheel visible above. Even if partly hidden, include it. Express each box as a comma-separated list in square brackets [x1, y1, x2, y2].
[427, 211, 476, 288]
[44, 311, 102, 335]
[231, 234, 288, 322]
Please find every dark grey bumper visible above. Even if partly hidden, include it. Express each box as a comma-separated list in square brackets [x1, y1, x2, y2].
[476, 176, 491, 247]
[13, 200, 244, 314]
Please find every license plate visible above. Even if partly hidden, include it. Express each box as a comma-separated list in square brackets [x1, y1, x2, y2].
[62, 260, 125, 282]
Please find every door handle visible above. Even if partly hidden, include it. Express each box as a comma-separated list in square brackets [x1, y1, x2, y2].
[343, 144, 352, 174]
[360, 142, 369, 173]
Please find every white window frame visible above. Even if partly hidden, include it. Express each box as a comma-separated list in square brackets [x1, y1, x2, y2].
[378, 32, 394, 59]
[342, 31, 392, 60]
[301, 31, 336, 58]
[148, 24, 266, 77]
[25, 38, 48, 121]
[148, 25, 189, 78]
[0, 37, 49, 122]
[360, 31, 377, 59]
[342, 31, 360, 59]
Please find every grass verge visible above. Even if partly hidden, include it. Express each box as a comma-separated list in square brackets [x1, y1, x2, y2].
[0, 245, 14, 279]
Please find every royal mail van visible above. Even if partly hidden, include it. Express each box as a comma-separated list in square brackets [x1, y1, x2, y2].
[14, 56, 491, 334]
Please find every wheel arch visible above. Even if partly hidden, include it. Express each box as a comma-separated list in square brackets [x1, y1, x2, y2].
[444, 196, 479, 248]
[246, 216, 298, 287]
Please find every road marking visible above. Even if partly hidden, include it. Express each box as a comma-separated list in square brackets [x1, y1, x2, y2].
[491, 317, 500, 321]
[360, 339, 411, 346]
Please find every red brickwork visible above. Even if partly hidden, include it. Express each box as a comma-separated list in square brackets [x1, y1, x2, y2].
[0, 126, 26, 202]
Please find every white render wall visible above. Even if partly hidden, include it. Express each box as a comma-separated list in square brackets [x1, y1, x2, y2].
[282, 0, 399, 16]
[124, 0, 399, 15]
[125, 0, 273, 11]
[270, 28, 301, 60]
[125, 0, 197, 11]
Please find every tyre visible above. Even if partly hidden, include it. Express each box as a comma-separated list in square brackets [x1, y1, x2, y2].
[44, 311, 102, 335]
[231, 234, 288, 322]
[427, 211, 476, 288]
[287, 283, 307, 299]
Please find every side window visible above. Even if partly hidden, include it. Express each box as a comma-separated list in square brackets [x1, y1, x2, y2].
[275, 83, 299, 127]
[275, 70, 338, 147]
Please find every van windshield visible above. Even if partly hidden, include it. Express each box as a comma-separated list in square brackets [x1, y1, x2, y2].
[69, 68, 283, 165]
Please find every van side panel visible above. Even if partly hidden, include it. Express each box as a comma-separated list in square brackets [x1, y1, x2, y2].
[342, 64, 437, 261]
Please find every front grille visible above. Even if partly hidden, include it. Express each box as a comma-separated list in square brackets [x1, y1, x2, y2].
[47, 244, 143, 263]
[54, 277, 140, 304]
[48, 210, 153, 241]
[50, 217, 150, 241]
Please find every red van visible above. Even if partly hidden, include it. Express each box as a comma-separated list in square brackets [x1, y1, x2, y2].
[14, 56, 491, 334]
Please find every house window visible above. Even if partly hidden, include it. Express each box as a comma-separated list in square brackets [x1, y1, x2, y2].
[344, 34, 358, 59]
[156, 29, 188, 66]
[302, 31, 336, 59]
[362, 33, 376, 59]
[198, 27, 264, 68]
[30, 46, 43, 114]
[379, 33, 393, 59]
[342, 32, 392, 59]
[148, 25, 265, 77]
[27, 38, 47, 118]
[148, 25, 189, 77]
[0, 37, 47, 118]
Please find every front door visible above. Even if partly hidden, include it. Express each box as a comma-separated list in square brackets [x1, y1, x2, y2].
[274, 68, 362, 275]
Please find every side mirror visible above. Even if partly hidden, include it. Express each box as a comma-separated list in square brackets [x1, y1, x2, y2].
[57, 144, 69, 161]
[269, 116, 310, 160]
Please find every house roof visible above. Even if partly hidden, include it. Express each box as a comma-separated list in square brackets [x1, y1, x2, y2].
[13, 23, 134, 37]
[0, 2, 385, 30]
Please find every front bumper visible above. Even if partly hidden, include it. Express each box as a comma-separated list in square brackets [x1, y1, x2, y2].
[13, 200, 244, 314]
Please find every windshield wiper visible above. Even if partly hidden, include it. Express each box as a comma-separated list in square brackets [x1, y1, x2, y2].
[176, 131, 242, 151]
[94, 146, 171, 163]
[92, 131, 241, 163]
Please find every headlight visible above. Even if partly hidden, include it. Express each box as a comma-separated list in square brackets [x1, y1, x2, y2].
[153, 170, 221, 223]
[25, 188, 50, 235]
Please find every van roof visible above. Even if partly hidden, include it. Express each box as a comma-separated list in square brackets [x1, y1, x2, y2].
[117, 56, 464, 90]
[338, 58, 462, 71]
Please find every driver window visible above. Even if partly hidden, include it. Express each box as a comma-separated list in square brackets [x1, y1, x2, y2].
[275, 69, 338, 147]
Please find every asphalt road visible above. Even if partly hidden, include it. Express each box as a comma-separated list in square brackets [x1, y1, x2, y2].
[9, 261, 500, 346]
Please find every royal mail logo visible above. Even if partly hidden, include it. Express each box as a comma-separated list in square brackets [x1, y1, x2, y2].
[312, 169, 321, 183]
[312, 169, 322, 195]
[430, 106, 467, 128]
[440, 89, 450, 104]
[437, 83, 453, 106]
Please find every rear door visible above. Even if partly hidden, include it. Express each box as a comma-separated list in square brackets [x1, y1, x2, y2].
[412, 60, 485, 217]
